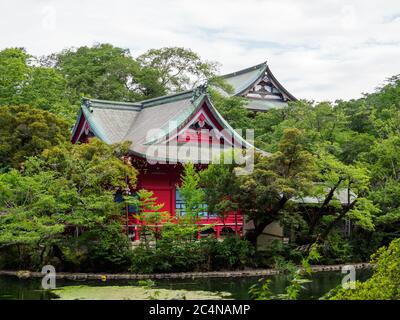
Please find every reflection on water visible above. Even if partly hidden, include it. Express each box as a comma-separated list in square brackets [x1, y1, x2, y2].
[0, 269, 372, 300]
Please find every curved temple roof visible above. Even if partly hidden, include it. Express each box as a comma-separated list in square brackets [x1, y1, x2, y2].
[220, 61, 297, 112]
[71, 86, 261, 164]
[71, 61, 292, 161]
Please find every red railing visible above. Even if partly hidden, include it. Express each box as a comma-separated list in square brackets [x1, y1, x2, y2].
[125, 211, 244, 241]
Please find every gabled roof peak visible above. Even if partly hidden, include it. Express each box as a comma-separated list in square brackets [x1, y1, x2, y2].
[222, 61, 267, 79]
[219, 60, 296, 105]
[81, 85, 209, 111]
[141, 89, 195, 108]
[72, 85, 260, 163]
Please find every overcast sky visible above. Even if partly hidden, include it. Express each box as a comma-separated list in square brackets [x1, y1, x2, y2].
[1, 0, 400, 101]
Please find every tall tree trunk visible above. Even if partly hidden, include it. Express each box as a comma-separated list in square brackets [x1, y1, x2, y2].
[308, 179, 343, 236]
[245, 197, 288, 246]
[319, 199, 357, 242]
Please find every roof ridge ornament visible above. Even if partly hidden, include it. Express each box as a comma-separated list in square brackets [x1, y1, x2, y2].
[81, 98, 93, 112]
[191, 82, 208, 102]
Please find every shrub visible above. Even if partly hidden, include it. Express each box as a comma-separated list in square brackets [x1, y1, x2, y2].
[129, 236, 256, 273]
[318, 232, 354, 264]
[210, 236, 255, 269]
[328, 238, 400, 300]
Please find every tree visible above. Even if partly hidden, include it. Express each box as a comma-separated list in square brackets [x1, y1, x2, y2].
[360, 135, 400, 248]
[126, 189, 169, 246]
[202, 128, 317, 246]
[200, 155, 240, 220]
[0, 48, 30, 106]
[0, 170, 69, 268]
[0, 48, 73, 121]
[302, 150, 377, 244]
[177, 163, 205, 221]
[0, 105, 69, 169]
[0, 139, 137, 271]
[20, 67, 73, 121]
[54, 43, 166, 103]
[138, 47, 219, 92]
[329, 238, 400, 300]
[240, 129, 317, 245]
[209, 89, 254, 131]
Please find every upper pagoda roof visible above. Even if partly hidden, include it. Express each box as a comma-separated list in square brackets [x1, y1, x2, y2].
[71, 86, 263, 163]
[220, 61, 297, 112]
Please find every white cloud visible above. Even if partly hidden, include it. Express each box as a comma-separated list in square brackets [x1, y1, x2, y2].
[0, 0, 400, 101]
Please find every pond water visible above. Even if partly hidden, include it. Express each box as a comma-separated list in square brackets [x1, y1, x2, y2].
[0, 269, 372, 300]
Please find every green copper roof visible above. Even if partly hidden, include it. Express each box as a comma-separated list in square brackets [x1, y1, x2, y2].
[218, 61, 297, 112]
[222, 62, 267, 96]
[73, 85, 263, 162]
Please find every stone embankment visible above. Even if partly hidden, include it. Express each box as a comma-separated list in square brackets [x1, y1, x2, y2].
[0, 263, 371, 280]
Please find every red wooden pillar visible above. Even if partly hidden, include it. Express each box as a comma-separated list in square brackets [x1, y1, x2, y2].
[134, 225, 139, 241]
[197, 226, 201, 240]
[155, 223, 159, 240]
[216, 226, 221, 239]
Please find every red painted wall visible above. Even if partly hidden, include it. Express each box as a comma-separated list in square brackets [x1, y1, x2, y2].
[136, 165, 181, 216]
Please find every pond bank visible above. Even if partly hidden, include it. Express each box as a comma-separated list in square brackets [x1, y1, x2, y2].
[0, 268, 374, 300]
[0, 263, 371, 280]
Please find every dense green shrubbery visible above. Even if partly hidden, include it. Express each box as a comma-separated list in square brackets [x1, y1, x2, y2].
[328, 238, 400, 300]
[59, 224, 134, 272]
[0, 139, 137, 272]
[210, 236, 256, 269]
[253, 240, 304, 268]
[316, 232, 355, 264]
[129, 236, 255, 274]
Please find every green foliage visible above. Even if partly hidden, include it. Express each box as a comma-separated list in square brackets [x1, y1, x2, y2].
[177, 163, 205, 221]
[207, 236, 255, 269]
[317, 232, 354, 264]
[130, 240, 203, 274]
[304, 149, 378, 242]
[0, 48, 30, 106]
[1, 43, 400, 276]
[0, 48, 73, 122]
[126, 189, 169, 245]
[329, 238, 400, 300]
[0, 139, 136, 271]
[0, 105, 69, 169]
[64, 222, 133, 272]
[209, 89, 254, 130]
[138, 47, 218, 93]
[129, 236, 255, 274]
[200, 157, 239, 215]
[249, 244, 319, 300]
[249, 279, 273, 300]
[54, 43, 166, 103]
[255, 240, 303, 269]
[202, 128, 318, 244]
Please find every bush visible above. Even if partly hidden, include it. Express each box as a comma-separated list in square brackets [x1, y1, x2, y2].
[253, 240, 303, 268]
[81, 224, 133, 272]
[130, 240, 204, 273]
[328, 238, 400, 300]
[318, 232, 355, 264]
[209, 236, 255, 269]
[129, 236, 256, 274]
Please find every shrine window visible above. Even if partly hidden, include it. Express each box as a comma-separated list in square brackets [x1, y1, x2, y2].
[175, 189, 211, 217]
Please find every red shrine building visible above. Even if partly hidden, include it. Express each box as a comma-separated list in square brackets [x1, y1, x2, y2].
[71, 62, 296, 243]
